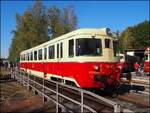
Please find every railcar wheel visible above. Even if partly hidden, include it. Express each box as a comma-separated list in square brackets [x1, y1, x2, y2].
[101, 85, 112, 96]
[113, 81, 120, 89]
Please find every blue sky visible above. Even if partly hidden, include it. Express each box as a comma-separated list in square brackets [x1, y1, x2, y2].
[1, 1, 149, 58]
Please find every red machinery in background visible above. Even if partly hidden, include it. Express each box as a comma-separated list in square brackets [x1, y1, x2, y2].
[144, 47, 150, 75]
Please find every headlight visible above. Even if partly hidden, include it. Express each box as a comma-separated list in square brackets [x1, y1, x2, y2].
[94, 65, 99, 71]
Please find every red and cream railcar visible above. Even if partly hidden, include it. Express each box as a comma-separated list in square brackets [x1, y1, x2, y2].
[144, 47, 150, 75]
[20, 28, 120, 89]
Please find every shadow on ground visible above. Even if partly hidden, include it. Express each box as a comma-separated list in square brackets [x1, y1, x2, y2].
[117, 84, 145, 95]
[0, 74, 16, 83]
[95, 83, 145, 97]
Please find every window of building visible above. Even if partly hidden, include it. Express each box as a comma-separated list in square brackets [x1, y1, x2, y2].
[38, 49, 42, 60]
[34, 51, 37, 60]
[44, 48, 47, 60]
[31, 52, 33, 61]
[57, 44, 59, 58]
[49, 45, 55, 59]
[105, 39, 110, 48]
[60, 42, 63, 58]
[76, 38, 102, 56]
[69, 39, 74, 57]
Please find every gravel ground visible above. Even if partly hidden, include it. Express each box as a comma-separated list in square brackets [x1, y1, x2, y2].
[113, 98, 150, 113]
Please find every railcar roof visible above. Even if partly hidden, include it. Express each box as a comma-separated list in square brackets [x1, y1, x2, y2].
[21, 28, 112, 54]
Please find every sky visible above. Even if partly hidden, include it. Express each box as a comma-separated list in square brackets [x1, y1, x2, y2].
[1, 1, 149, 58]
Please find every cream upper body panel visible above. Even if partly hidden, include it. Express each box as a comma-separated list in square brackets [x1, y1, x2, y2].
[20, 28, 118, 63]
[21, 28, 113, 54]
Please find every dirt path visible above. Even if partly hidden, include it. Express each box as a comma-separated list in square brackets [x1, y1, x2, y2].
[0, 67, 56, 113]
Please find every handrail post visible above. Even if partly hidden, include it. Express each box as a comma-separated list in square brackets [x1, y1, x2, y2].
[27, 73, 29, 90]
[22, 72, 24, 84]
[20, 71, 22, 83]
[81, 91, 83, 112]
[42, 75, 45, 102]
[114, 103, 120, 113]
[34, 75, 35, 88]
[13, 70, 15, 80]
[22, 73, 26, 86]
[11, 70, 14, 79]
[56, 83, 58, 113]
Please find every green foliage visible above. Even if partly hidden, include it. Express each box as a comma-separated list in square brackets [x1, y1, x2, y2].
[47, 6, 65, 38]
[9, 1, 77, 61]
[119, 20, 150, 53]
[47, 6, 77, 38]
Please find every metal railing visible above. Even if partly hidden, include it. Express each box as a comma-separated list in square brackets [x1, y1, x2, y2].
[11, 70, 120, 113]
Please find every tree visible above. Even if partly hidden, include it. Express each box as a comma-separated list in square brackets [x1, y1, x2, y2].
[47, 6, 65, 38]
[133, 21, 150, 48]
[47, 6, 77, 38]
[30, 1, 49, 46]
[63, 6, 77, 32]
[119, 27, 135, 52]
[9, 1, 78, 61]
[9, 1, 49, 61]
[119, 20, 150, 53]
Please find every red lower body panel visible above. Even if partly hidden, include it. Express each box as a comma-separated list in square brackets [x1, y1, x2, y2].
[144, 61, 150, 73]
[20, 62, 120, 88]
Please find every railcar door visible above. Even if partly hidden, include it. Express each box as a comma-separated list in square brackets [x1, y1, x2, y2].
[56, 42, 64, 81]
[43, 46, 47, 76]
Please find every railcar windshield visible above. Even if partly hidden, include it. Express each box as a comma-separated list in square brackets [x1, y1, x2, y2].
[76, 38, 102, 56]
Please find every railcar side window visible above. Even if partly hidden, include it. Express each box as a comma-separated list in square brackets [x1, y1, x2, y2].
[44, 48, 47, 60]
[76, 38, 102, 56]
[20, 55, 23, 61]
[22, 54, 24, 61]
[23, 54, 24, 61]
[57, 44, 59, 58]
[105, 39, 110, 48]
[22, 55, 23, 61]
[27, 53, 28, 61]
[23, 55, 25, 61]
[38, 49, 42, 60]
[23, 55, 24, 61]
[49, 45, 55, 59]
[34, 51, 37, 60]
[28, 53, 30, 61]
[60, 42, 63, 58]
[113, 41, 119, 57]
[25, 54, 27, 61]
[31, 52, 33, 61]
[69, 39, 74, 57]
[20, 55, 22, 61]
